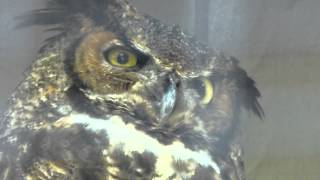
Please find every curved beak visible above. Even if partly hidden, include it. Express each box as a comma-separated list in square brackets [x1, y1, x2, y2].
[159, 75, 177, 121]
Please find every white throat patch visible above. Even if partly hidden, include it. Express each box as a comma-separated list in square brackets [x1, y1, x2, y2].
[58, 114, 220, 177]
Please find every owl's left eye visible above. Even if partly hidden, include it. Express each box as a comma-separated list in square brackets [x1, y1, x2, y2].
[194, 78, 215, 105]
[104, 48, 138, 68]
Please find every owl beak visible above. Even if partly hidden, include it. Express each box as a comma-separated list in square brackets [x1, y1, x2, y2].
[159, 75, 177, 121]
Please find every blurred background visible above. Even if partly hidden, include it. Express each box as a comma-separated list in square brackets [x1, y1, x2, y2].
[1, 0, 319, 179]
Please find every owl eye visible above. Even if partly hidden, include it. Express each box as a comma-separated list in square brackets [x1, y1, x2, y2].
[194, 78, 215, 105]
[104, 48, 138, 68]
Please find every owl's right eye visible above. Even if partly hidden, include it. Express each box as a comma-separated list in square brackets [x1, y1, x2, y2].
[102, 47, 148, 69]
[105, 48, 138, 68]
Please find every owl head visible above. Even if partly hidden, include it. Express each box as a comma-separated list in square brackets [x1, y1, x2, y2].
[8, 0, 263, 179]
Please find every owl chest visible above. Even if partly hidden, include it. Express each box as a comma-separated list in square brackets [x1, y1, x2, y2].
[37, 114, 222, 179]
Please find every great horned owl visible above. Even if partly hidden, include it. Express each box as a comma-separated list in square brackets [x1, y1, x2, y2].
[0, 0, 263, 179]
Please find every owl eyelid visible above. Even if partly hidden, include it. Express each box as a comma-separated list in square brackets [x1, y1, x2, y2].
[100, 39, 124, 52]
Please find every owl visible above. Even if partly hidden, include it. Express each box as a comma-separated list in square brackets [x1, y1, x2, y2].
[0, 0, 263, 179]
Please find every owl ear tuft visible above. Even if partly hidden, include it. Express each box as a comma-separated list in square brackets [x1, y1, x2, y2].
[241, 74, 265, 119]
[16, 0, 108, 26]
[229, 57, 265, 119]
[15, 0, 131, 33]
[15, 0, 133, 47]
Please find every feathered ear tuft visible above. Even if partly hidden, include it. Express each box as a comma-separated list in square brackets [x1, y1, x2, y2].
[15, 0, 131, 46]
[16, 0, 105, 26]
[229, 57, 265, 119]
[15, 0, 129, 32]
[241, 74, 264, 119]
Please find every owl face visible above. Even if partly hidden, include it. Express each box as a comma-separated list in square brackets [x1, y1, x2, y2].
[72, 28, 217, 132]
[65, 25, 232, 176]
[57, 3, 229, 146]
[0, 0, 263, 179]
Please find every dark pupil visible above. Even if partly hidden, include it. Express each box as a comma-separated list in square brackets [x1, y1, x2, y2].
[117, 52, 129, 64]
[194, 80, 205, 96]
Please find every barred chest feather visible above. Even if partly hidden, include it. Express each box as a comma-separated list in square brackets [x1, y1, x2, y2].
[43, 114, 221, 179]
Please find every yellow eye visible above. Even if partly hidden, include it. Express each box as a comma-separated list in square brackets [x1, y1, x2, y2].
[200, 78, 215, 105]
[107, 49, 137, 68]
